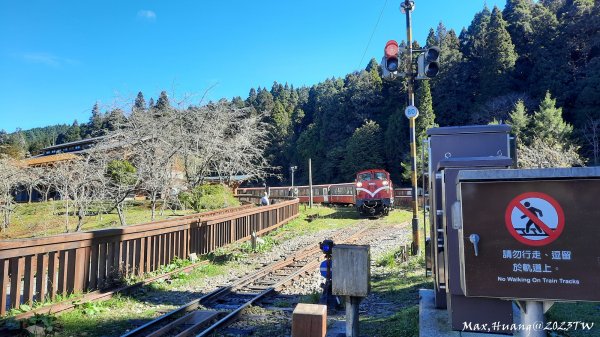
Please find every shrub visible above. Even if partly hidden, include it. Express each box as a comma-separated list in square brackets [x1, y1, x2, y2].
[179, 184, 239, 212]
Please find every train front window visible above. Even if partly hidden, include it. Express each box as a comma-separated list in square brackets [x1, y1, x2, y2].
[358, 173, 372, 181]
[374, 172, 387, 180]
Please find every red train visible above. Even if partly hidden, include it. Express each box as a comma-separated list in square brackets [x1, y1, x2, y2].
[355, 169, 394, 216]
[237, 169, 414, 214]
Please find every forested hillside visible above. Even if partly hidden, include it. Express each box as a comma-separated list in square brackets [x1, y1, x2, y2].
[2, 0, 598, 185]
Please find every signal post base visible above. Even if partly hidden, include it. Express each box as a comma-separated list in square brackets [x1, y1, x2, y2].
[419, 289, 527, 337]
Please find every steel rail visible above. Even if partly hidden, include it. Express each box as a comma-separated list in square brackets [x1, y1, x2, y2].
[121, 225, 372, 337]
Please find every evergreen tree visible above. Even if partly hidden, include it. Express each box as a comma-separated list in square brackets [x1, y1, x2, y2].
[133, 91, 146, 113]
[384, 109, 408, 183]
[255, 88, 274, 114]
[503, 0, 534, 87]
[432, 28, 468, 126]
[148, 97, 155, 109]
[436, 22, 448, 44]
[416, 80, 436, 142]
[246, 88, 258, 107]
[457, 7, 491, 112]
[0, 130, 27, 158]
[461, 6, 491, 60]
[155, 91, 170, 111]
[104, 109, 126, 132]
[528, 2, 560, 97]
[532, 91, 573, 146]
[231, 96, 245, 109]
[503, 0, 534, 54]
[508, 100, 530, 145]
[86, 102, 104, 137]
[58, 120, 82, 144]
[342, 120, 385, 178]
[480, 6, 517, 97]
[365, 58, 380, 74]
[426, 28, 437, 46]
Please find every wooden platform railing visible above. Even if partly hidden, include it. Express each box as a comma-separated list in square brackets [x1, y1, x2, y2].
[0, 199, 299, 315]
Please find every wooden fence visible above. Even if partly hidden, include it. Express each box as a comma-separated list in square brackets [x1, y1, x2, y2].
[0, 199, 299, 315]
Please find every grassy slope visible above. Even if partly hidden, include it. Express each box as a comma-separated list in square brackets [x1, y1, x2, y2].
[5, 205, 596, 336]
[1, 200, 196, 239]
[26, 206, 366, 337]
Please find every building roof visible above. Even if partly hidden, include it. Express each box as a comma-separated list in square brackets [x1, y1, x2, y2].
[204, 174, 254, 182]
[22, 153, 79, 166]
[40, 136, 106, 152]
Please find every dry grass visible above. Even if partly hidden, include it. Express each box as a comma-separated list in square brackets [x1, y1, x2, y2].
[0, 200, 196, 239]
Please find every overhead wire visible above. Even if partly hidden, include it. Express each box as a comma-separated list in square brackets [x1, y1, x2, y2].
[358, 0, 389, 70]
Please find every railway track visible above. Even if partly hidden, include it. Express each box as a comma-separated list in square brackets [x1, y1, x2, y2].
[121, 225, 373, 337]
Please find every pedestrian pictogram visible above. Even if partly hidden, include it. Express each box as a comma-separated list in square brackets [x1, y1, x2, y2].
[504, 192, 565, 246]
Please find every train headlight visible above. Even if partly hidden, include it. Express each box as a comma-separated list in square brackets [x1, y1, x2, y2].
[382, 180, 389, 186]
[356, 182, 362, 188]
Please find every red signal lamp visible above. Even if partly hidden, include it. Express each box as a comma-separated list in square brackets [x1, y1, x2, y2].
[384, 40, 400, 72]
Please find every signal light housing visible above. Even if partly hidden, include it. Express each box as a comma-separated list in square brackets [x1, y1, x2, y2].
[384, 40, 399, 72]
[417, 46, 441, 79]
[381, 40, 402, 78]
[320, 239, 334, 256]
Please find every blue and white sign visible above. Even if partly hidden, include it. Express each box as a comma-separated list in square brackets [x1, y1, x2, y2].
[320, 260, 331, 278]
[405, 105, 419, 119]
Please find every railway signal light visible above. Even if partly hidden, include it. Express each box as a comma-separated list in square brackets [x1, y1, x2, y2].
[417, 46, 440, 79]
[382, 40, 402, 78]
[384, 40, 400, 72]
[320, 239, 334, 256]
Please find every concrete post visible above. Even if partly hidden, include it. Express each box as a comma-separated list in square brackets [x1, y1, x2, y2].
[522, 301, 545, 337]
[309, 158, 313, 209]
[345, 296, 361, 337]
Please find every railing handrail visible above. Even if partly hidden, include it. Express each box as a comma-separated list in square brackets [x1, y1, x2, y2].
[0, 199, 300, 316]
[0, 204, 255, 251]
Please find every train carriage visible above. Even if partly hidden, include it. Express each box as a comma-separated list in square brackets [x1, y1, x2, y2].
[239, 179, 411, 211]
[326, 183, 355, 205]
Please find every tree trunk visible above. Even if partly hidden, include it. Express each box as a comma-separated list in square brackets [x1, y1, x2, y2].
[65, 199, 70, 233]
[117, 202, 126, 226]
[159, 196, 167, 216]
[28, 186, 33, 203]
[76, 207, 84, 232]
[1, 210, 7, 232]
[151, 193, 157, 221]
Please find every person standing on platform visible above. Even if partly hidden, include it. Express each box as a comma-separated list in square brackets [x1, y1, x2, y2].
[260, 191, 270, 206]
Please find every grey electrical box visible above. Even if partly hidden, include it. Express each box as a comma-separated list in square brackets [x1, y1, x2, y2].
[332, 244, 370, 297]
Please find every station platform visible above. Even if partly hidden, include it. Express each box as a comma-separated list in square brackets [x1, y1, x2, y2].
[419, 289, 524, 337]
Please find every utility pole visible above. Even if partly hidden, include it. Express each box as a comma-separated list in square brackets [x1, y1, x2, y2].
[308, 158, 313, 209]
[290, 165, 297, 188]
[402, 0, 420, 255]
[382, 0, 440, 255]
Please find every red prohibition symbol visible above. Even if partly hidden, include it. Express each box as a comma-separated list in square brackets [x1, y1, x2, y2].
[504, 192, 565, 246]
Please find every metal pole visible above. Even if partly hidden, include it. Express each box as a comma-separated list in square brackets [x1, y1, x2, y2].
[291, 167, 295, 188]
[308, 158, 313, 209]
[345, 296, 361, 337]
[403, 0, 419, 255]
[422, 138, 427, 255]
[522, 301, 545, 337]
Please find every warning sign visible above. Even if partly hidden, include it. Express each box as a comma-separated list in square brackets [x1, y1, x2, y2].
[458, 170, 600, 302]
[504, 192, 565, 246]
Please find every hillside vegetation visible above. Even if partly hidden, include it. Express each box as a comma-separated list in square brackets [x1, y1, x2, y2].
[2, 1, 598, 185]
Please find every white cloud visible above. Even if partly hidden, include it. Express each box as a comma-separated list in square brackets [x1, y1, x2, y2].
[20, 52, 77, 67]
[137, 10, 156, 21]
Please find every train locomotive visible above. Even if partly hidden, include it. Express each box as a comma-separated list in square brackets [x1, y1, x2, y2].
[355, 169, 394, 216]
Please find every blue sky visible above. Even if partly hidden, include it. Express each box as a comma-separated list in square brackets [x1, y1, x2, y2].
[0, 0, 505, 132]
